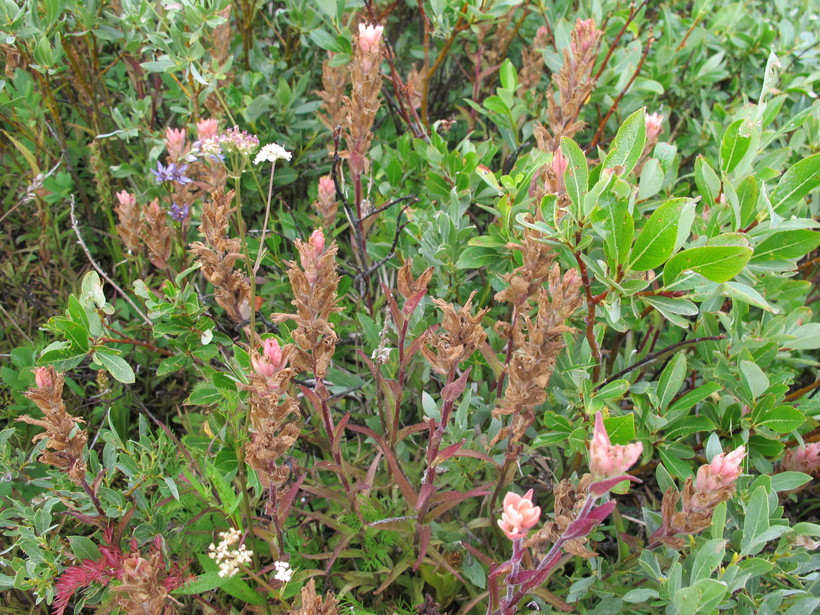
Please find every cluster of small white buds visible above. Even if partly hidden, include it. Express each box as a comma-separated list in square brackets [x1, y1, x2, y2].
[208, 528, 253, 577]
[273, 560, 293, 583]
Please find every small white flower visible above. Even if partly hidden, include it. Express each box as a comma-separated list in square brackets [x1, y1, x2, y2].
[254, 143, 292, 165]
[208, 528, 253, 577]
[273, 560, 293, 582]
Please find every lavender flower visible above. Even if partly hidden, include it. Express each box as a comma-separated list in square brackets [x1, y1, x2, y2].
[169, 202, 190, 222]
[151, 161, 193, 184]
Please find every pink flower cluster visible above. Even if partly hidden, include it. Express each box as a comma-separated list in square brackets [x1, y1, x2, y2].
[589, 413, 643, 479]
[358, 23, 383, 55]
[645, 112, 664, 142]
[695, 445, 745, 493]
[782, 443, 820, 475]
[497, 489, 541, 540]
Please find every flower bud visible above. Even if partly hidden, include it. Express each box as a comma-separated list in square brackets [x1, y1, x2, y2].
[782, 443, 820, 475]
[589, 413, 643, 478]
[34, 366, 53, 389]
[310, 229, 325, 255]
[497, 489, 541, 540]
[358, 23, 384, 56]
[695, 445, 745, 494]
[196, 119, 219, 141]
[645, 112, 664, 142]
[318, 176, 335, 203]
[164, 127, 187, 160]
[116, 190, 137, 209]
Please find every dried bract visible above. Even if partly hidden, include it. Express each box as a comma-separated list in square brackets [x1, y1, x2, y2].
[17, 366, 87, 485]
[421, 293, 488, 375]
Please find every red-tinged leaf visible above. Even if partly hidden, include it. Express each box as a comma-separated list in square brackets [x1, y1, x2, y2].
[358, 451, 383, 496]
[294, 508, 351, 534]
[463, 541, 496, 568]
[325, 533, 354, 577]
[332, 412, 350, 452]
[397, 422, 428, 441]
[563, 517, 597, 541]
[278, 473, 306, 520]
[416, 483, 437, 512]
[299, 481, 347, 505]
[299, 385, 321, 411]
[442, 367, 471, 402]
[401, 327, 437, 369]
[413, 524, 432, 570]
[426, 485, 490, 521]
[381, 284, 404, 328]
[432, 446, 498, 467]
[347, 423, 417, 506]
[520, 551, 563, 593]
[403, 289, 429, 316]
[586, 500, 617, 524]
[589, 474, 642, 496]
[436, 441, 464, 463]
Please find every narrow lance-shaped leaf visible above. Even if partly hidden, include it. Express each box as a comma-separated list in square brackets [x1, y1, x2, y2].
[602, 108, 647, 176]
[561, 136, 588, 214]
[663, 245, 752, 285]
[630, 198, 694, 271]
[770, 153, 820, 213]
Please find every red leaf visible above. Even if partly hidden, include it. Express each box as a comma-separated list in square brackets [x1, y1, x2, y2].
[589, 474, 642, 496]
[441, 367, 471, 403]
[347, 423, 418, 506]
[413, 524, 432, 571]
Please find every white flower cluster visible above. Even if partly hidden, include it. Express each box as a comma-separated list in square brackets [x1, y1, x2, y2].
[254, 142, 292, 166]
[208, 528, 253, 577]
[273, 560, 293, 582]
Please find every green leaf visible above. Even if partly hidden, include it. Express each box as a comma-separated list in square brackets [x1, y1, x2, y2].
[753, 405, 805, 433]
[602, 108, 646, 175]
[156, 354, 193, 377]
[603, 414, 635, 445]
[690, 539, 725, 583]
[663, 245, 752, 285]
[770, 153, 820, 213]
[720, 119, 753, 174]
[561, 137, 588, 213]
[69, 536, 102, 561]
[669, 382, 722, 412]
[740, 360, 769, 399]
[695, 156, 721, 208]
[630, 198, 694, 271]
[658, 353, 687, 409]
[173, 570, 230, 595]
[93, 351, 135, 384]
[770, 472, 811, 492]
[741, 486, 770, 556]
[751, 230, 820, 262]
[785, 323, 820, 350]
[39, 344, 87, 371]
[623, 589, 659, 603]
[593, 196, 633, 266]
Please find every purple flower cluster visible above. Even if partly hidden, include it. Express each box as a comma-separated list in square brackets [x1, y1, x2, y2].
[151, 161, 193, 184]
[169, 202, 190, 222]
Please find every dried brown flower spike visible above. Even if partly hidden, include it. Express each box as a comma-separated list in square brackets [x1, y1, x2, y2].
[271, 230, 342, 382]
[142, 199, 172, 270]
[288, 578, 340, 615]
[17, 366, 88, 486]
[421, 292, 488, 376]
[189, 189, 254, 323]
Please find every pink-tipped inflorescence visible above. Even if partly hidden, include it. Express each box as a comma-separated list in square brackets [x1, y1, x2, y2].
[498, 489, 541, 540]
[589, 413, 643, 479]
[34, 365, 53, 389]
[645, 112, 664, 142]
[309, 229, 326, 256]
[357, 23, 384, 56]
[551, 149, 568, 193]
[695, 445, 745, 493]
[164, 127, 187, 161]
[252, 338, 288, 382]
[782, 443, 820, 475]
[196, 118, 219, 141]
